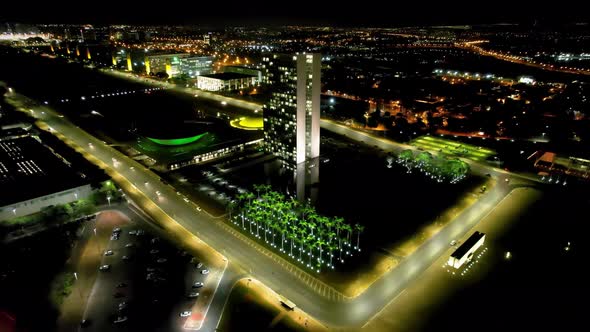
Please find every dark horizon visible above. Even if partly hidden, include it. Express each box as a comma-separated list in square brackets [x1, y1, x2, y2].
[1, 0, 587, 28]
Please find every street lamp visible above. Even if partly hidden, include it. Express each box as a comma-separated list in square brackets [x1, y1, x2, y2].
[107, 196, 112, 206]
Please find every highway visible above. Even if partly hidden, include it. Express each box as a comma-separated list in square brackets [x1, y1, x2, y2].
[8, 91, 533, 328]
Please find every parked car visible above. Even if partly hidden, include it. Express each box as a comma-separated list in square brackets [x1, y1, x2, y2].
[113, 316, 128, 324]
[201, 269, 209, 275]
[187, 292, 199, 298]
[196, 262, 203, 268]
[104, 250, 114, 256]
[192, 282, 204, 288]
[116, 282, 127, 288]
[99, 264, 111, 272]
[179, 311, 191, 317]
[156, 258, 167, 264]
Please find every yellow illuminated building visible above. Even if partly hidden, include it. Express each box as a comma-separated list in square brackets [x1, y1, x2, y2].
[127, 53, 133, 71]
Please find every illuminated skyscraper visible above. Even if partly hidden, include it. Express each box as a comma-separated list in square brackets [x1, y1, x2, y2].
[262, 53, 321, 169]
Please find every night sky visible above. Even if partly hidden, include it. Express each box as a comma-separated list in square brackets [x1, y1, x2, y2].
[0, 0, 586, 26]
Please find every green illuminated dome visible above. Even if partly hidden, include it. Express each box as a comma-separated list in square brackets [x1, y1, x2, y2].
[146, 133, 208, 146]
[141, 119, 219, 146]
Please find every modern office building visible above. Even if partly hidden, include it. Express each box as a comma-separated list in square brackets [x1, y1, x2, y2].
[145, 53, 213, 78]
[180, 56, 214, 78]
[262, 53, 321, 168]
[197, 72, 258, 91]
[145, 53, 188, 76]
[447, 231, 486, 269]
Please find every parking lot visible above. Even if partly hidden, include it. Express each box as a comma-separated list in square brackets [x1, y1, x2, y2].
[81, 217, 217, 332]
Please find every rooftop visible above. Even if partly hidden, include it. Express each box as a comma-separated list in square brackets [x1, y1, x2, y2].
[0, 132, 106, 207]
[450, 231, 485, 259]
[198, 72, 256, 80]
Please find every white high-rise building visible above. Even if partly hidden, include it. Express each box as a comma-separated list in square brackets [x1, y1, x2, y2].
[262, 53, 321, 168]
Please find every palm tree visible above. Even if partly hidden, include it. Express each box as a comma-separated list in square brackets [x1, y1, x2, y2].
[315, 238, 326, 270]
[324, 216, 335, 233]
[288, 226, 298, 257]
[253, 184, 263, 198]
[306, 235, 315, 268]
[327, 242, 338, 268]
[354, 223, 365, 251]
[297, 228, 307, 262]
[342, 224, 353, 253]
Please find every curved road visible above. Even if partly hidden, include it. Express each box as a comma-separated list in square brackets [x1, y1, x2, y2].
[9, 92, 534, 328]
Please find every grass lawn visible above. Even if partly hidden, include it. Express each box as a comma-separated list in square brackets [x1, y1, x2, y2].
[411, 135, 497, 162]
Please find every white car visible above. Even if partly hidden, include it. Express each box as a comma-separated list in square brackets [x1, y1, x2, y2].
[187, 292, 199, 298]
[450, 240, 457, 246]
[155, 191, 161, 196]
[180, 311, 191, 317]
[104, 250, 114, 256]
[192, 282, 203, 288]
[201, 269, 209, 275]
[113, 316, 127, 324]
[99, 264, 111, 271]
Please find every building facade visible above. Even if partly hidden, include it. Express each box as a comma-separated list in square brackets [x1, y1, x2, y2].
[196, 73, 258, 91]
[145, 54, 213, 78]
[180, 56, 214, 78]
[262, 53, 321, 168]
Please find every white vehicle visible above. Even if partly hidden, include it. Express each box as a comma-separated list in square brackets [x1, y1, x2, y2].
[155, 191, 161, 196]
[196, 262, 203, 268]
[104, 250, 114, 256]
[187, 292, 199, 298]
[450, 240, 457, 246]
[183, 197, 190, 203]
[192, 282, 203, 288]
[201, 269, 209, 275]
[180, 311, 191, 317]
[113, 316, 128, 324]
[99, 264, 111, 271]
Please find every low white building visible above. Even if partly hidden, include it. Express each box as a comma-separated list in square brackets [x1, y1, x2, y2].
[196, 73, 257, 92]
[0, 184, 93, 220]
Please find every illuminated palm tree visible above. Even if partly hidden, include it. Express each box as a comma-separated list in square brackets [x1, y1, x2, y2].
[327, 242, 338, 268]
[306, 235, 315, 268]
[354, 223, 365, 251]
[288, 225, 298, 257]
[315, 238, 326, 270]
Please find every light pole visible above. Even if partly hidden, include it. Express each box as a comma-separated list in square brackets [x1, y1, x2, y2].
[107, 196, 112, 206]
[73, 272, 83, 302]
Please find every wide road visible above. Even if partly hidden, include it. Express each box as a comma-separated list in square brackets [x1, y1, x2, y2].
[8, 91, 534, 328]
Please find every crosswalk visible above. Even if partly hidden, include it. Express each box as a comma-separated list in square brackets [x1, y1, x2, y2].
[220, 221, 348, 302]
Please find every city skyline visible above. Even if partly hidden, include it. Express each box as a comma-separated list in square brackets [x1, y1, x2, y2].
[1, 1, 587, 26]
[0, 15, 588, 332]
